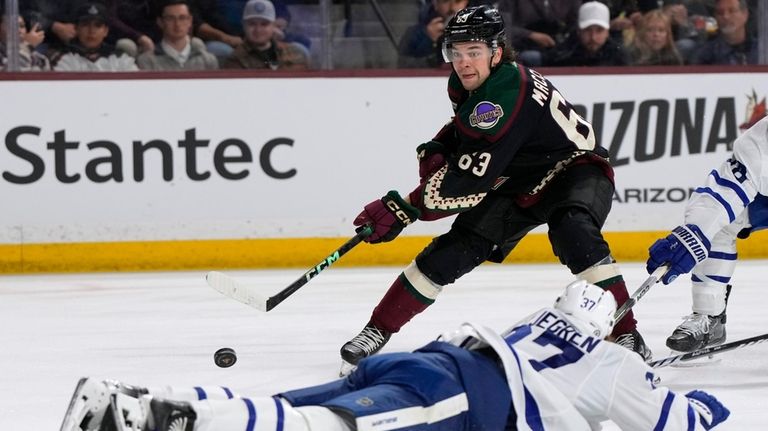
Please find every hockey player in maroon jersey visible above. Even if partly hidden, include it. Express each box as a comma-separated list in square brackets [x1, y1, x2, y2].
[341, 5, 651, 373]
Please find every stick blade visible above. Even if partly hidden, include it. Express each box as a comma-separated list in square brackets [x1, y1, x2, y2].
[206, 271, 268, 312]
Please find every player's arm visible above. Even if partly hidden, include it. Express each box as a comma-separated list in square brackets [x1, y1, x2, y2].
[607, 356, 729, 430]
[647, 119, 768, 283]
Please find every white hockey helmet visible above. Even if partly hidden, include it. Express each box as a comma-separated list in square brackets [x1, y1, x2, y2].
[554, 280, 617, 338]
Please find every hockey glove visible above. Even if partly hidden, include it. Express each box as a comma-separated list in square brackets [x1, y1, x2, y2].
[685, 390, 730, 430]
[646, 224, 711, 284]
[416, 141, 446, 181]
[353, 191, 421, 244]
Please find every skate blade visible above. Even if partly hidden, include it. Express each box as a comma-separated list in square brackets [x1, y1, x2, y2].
[669, 350, 722, 368]
[339, 360, 357, 377]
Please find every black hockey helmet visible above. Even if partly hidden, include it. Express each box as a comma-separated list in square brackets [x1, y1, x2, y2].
[442, 5, 505, 61]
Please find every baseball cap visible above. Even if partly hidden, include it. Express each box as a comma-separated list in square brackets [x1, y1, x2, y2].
[75, 2, 107, 24]
[578, 1, 610, 30]
[242, 0, 276, 22]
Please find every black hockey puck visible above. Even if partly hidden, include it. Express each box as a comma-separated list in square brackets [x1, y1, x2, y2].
[214, 347, 237, 368]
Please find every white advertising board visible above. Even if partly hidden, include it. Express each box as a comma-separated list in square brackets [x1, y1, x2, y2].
[1, 72, 765, 244]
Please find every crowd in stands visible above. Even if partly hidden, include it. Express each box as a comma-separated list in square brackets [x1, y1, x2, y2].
[0, 0, 762, 71]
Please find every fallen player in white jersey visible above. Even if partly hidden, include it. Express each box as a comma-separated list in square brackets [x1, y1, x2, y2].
[61, 280, 729, 431]
[647, 115, 768, 352]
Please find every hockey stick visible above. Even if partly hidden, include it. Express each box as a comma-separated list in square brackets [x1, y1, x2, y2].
[613, 265, 668, 322]
[649, 332, 768, 368]
[206, 225, 373, 312]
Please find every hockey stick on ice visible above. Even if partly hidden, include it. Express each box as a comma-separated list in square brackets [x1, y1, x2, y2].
[613, 265, 668, 322]
[649, 332, 768, 368]
[206, 225, 373, 312]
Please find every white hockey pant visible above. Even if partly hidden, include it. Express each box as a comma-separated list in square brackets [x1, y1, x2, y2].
[690, 213, 745, 315]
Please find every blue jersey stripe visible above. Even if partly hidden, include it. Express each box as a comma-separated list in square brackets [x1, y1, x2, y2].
[272, 396, 285, 431]
[243, 398, 257, 431]
[710, 170, 751, 206]
[653, 392, 675, 430]
[708, 251, 737, 260]
[194, 387, 207, 400]
[687, 404, 695, 431]
[695, 187, 736, 222]
[707, 275, 731, 283]
[222, 386, 234, 399]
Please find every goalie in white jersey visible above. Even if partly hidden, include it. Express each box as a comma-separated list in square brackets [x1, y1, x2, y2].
[61, 281, 729, 431]
[647, 116, 768, 353]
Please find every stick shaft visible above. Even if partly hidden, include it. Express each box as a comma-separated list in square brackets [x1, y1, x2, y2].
[650, 332, 768, 368]
[264, 226, 372, 311]
[613, 265, 667, 322]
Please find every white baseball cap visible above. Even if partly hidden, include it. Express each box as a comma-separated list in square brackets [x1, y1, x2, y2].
[578, 1, 610, 30]
[243, 0, 276, 22]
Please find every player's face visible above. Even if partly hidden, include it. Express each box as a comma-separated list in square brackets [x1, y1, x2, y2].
[447, 42, 501, 91]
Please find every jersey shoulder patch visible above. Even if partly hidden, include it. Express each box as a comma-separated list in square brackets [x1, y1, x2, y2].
[453, 63, 528, 143]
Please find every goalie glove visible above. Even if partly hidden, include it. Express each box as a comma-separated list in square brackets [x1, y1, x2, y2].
[685, 390, 730, 430]
[353, 191, 421, 244]
[646, 224, 711, 284]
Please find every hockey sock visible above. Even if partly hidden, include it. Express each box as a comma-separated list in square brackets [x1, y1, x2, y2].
[578, 262, 637, 336]
[371, 261, 442, 333]
[191, 396, 350, 431]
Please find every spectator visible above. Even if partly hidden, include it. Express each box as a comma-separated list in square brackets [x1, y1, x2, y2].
[16, 0, 79, 51]
[545, 1, 629, 67]
[216, 0, 308, 51]
[101, 0, 158, 55]
[495, 0, 581, 67]
[691, 0, 756, 65]
[397, 0, 468, 68]
[48, 2, 138, 72]
[221, 0, 308, 70]
[137, 0, 218, 70]
[192, 0, 243, 59]
[628, 8, 684, 65]
[0, 13, 51, 70]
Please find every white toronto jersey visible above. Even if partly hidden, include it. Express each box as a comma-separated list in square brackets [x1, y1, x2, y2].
[686, 116, 768, 240]
[443, 308, 717, 430]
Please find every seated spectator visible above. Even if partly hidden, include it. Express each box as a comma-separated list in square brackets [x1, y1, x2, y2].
[191, 0, 243, 59]
[137, 0, 218, 70]
[0, 12, 51, 70]
[221, 0, 308, 70]
[48, 3, 138, 72]
[629, 8, 684, 65]
[495, 0, 581, 67]
[397, 0, 468, 68]
[216, 0, 308, 50]
[545, 1, 629, 66]
[691, 0, 757, 65]
[101, 0, 158, 55]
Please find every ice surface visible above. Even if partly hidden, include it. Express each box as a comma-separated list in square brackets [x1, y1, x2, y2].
[1, 262, 766, 429]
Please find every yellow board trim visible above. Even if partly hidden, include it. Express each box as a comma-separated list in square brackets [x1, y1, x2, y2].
[1, 231, 767, 274]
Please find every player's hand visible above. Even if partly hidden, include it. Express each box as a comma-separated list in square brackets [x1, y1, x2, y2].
[353, 191, 420, 243]
[685, 390, 730, 430]
[416, 141, 446, 181]
[646, 224, 710, 284]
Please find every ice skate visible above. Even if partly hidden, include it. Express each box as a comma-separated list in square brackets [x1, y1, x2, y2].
[614, 329, 653, 361]
[666, 311, 726, 353]
[60, 377, 148, 431]
[339, 321, 391, 376]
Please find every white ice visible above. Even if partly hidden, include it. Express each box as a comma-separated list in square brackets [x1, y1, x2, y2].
[1, 261, 767, 430]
